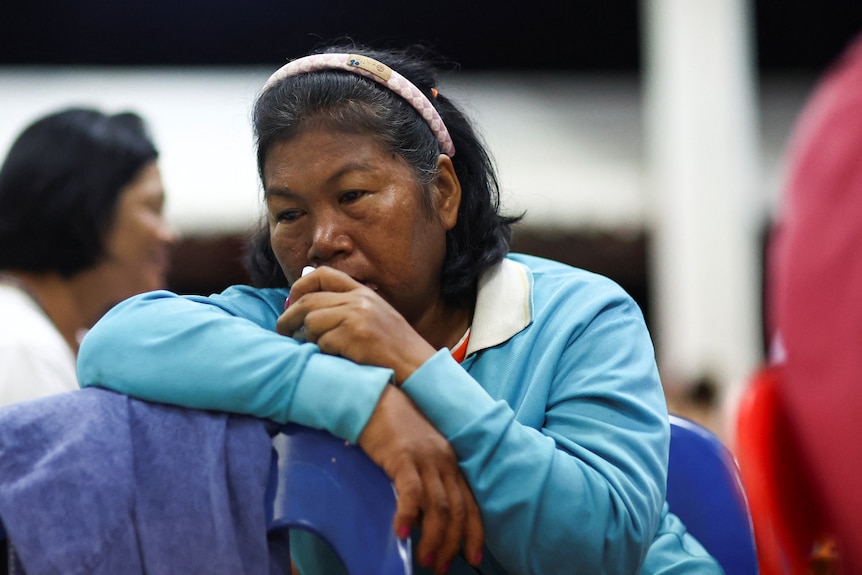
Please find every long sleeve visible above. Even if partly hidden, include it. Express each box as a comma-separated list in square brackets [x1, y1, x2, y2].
[77, 287, 393, 443]
[401, 261, 669, 574]
[76, 261, 716, 574]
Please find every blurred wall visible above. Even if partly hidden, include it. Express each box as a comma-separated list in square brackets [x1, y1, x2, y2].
[2, 0, 857, 415]
[0, 64, 814, 385]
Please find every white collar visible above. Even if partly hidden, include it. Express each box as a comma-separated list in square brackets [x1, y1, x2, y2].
[466, 258, 533, 356]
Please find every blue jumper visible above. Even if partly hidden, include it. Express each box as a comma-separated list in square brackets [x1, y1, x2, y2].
[78, 254, 721, 574]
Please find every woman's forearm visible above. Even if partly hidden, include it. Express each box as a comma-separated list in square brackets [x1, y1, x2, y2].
[77, 289, 393, 442]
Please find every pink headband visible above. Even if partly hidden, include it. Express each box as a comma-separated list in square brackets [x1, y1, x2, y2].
[262, 53, 456, 157]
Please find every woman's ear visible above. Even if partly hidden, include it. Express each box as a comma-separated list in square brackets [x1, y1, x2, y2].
[434, 154, 462, 231]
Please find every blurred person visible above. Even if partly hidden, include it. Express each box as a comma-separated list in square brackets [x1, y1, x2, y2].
[768, 32, 862, 573]
[78, 44, 720, 573]
[0, 107, 178, 407]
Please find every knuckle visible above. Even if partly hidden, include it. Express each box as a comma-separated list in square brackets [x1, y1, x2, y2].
[357, 294, 376, 312]
[450, 498, 466, 521]
[394, 471, 423, 496]
[430, 497, 451, 519]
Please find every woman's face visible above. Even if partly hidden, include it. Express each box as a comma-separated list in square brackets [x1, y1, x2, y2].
[100, 162, 178, 298]
[263, 128, 461, 325]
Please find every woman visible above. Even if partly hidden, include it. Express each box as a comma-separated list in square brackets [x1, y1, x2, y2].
[0, 107, 178, 406]
[78, 45, 720, 574]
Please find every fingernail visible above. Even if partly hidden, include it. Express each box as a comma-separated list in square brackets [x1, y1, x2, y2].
[437, 561, 451, 574]
[421, 553, 435, 567]
[474, 549, 483, 565]
[284, 296, 291, 310]
[397, 525, 410, 539]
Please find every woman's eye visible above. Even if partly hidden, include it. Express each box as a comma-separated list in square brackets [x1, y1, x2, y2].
[146, 195, 165, 214]
[339, 190, 363, 203]
[276, 209, 301, 222]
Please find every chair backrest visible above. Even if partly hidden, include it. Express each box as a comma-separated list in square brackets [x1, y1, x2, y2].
[268, 423, 412, 575]
[734, 365, 827, 575]
[667, 414, 759, 575]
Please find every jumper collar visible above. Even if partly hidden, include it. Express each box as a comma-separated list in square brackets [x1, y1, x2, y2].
[465, 258, 533, 357]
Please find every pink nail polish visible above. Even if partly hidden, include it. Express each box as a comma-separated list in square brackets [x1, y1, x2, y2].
[438, 561, 451, 574]
[422, 553, 435, 567]
[397, 525, 410, 539]
[474, 549, 483, 565]
[284, 297, 291, 310]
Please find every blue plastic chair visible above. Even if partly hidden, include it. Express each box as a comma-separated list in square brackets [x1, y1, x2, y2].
[3, 417, 755, 575]
[1, 518, 25, 574]
[268, 423, 412, 575]
[667, 414, 759, 575]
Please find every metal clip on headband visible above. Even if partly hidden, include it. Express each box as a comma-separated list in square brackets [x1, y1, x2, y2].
[262, 53, 456, 157]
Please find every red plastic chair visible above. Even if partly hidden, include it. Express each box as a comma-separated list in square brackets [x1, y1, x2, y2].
[734, 365, 831, 575]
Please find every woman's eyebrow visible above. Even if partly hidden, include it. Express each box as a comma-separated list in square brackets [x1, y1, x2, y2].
[264, 160, 377, 199]
[263, 187, 298, 200]
[324, 161, 375, 186]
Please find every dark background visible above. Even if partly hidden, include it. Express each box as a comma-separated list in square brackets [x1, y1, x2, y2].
[2, 1, 859, 332]
[1, 1, 860, 73]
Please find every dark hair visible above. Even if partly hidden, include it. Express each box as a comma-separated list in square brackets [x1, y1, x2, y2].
[246, 43, 522, 308]
[0, 107, 158, 277]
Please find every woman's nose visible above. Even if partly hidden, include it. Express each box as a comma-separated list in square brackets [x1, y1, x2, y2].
[159, 218, 181, 246]
[307, 216, 351, 263]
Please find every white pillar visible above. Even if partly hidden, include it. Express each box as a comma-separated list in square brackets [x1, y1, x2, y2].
[641, 0, 763, 396]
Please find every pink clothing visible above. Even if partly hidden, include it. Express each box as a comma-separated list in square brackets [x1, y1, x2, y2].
[770, 33, 862, 571]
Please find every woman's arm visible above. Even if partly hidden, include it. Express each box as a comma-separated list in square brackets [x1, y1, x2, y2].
[77, 288, 393, 443]
[77, 287, 483, 571]
[401, 287, 668, 574]
[278, 264, 669, 573]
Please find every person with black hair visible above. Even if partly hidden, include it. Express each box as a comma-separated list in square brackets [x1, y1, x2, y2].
[0, 107, 178, 406]
[78, 45, 720, 574]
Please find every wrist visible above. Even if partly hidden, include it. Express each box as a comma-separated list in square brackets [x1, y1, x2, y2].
[392, 345, 436, 386]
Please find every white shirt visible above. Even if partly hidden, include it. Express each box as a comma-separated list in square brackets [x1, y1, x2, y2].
[0, 283, 78, 407]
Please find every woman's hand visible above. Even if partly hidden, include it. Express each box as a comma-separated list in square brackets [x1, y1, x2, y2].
[277, 267, 435, 384]
[359, 385, 485, 573]
[280, 267, 485, 569]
